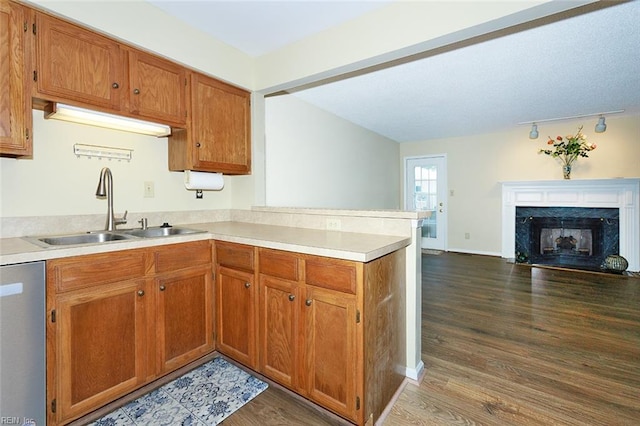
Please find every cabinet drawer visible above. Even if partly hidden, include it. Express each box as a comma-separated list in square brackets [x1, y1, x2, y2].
[215, 241, 254, 271]
[304, 257, 359, 295]
[258, 249, 299, 281]
[154, 240, 211, 273]
[49, 249, 146, 292]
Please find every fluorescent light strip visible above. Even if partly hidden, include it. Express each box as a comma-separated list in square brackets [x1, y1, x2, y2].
[46, 103, 172, 137]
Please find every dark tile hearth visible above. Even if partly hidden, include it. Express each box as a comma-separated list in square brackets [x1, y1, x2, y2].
[515, 206, 620, 272]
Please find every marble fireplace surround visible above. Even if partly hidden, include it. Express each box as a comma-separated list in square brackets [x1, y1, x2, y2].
[502, 178, 640, 272]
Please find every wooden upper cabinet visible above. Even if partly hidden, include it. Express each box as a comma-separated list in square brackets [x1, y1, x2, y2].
[128, 50, 187, 126]
[33, 12, 187, 126]
[169, 72, 251, 174]
[34, 12, 124, 110]
[0, 0, 33, 157]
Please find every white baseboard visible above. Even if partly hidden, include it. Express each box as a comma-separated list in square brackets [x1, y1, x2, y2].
[445, 248, 502, 257]
[402, 360, 425, 383]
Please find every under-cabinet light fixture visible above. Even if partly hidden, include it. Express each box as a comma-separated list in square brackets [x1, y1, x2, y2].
[45, 103, 171, 137]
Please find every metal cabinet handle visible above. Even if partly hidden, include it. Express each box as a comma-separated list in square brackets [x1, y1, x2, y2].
[112, 82, 119, 89]
[244, 282, 251, 289]
[137, 290, 145, 297]
[305, 299, 312, 306]
[133, 88, 140, 95]
[288, 294, 295, 302]
[159, 285, 166, 291]
[195, 142, 201, 148]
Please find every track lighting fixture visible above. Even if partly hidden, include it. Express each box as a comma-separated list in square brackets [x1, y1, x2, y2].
[595, 116, 607, 133]
[519, 109, 623, 137]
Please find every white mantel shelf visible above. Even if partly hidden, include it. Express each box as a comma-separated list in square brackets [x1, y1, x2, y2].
[501, 178, 640, 272]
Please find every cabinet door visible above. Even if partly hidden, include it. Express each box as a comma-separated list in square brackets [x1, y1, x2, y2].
[191, 73, 251, 174]
[259, 275, 300, 389]
[55, 279, 147, 424]
[304, 285, 360, 423]
[35, 12, 124, 110]
[216, 265, 257, 368]
[128, 50, 186, 126]
[156, 266, 214, 374]
[0, 1, 32, 157]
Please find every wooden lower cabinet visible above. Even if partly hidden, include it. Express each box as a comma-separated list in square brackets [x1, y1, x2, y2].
[304, 285, 360, 421]
[259, 274, 300, 389]
[54, 279, 148, 422]
[214, 241, 258, 368]
[47, 240, 213, 425]
[156, 265, 214, 374]
[253, 246, 406, 425]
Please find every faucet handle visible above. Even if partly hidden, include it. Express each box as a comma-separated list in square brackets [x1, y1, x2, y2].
[115, 210, 128, 225]
[138, 217, 148, 230]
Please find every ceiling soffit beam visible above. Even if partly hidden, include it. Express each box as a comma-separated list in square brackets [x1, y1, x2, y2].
[256, 0, 606, 96]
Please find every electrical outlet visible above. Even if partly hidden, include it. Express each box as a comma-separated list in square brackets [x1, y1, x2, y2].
[464, 232, 470, 240]
[326, 218, 342, 231]
[144, 181, 155, 198]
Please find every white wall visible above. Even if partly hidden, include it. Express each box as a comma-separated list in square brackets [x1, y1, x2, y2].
[0, 112, 233, 218]
[265, 95, 400, 209]
[399, 114, 640, 255]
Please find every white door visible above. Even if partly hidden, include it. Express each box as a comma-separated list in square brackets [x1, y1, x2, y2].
[405, 155, 447, 250]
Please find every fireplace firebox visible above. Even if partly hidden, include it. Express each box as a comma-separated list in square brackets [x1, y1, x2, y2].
[515, 207, 619, 271]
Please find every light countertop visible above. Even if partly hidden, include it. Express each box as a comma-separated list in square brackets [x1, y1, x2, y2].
[0, 221, 411, 266]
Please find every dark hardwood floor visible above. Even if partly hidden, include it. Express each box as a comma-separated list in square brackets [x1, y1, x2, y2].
[385, 252, 640, 425]
[225, 252, 640, 425]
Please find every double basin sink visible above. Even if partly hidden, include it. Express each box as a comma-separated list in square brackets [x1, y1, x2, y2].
[27, 226, 206, 248]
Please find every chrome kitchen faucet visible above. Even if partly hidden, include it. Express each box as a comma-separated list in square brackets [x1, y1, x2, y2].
[96, 167, 127, 231]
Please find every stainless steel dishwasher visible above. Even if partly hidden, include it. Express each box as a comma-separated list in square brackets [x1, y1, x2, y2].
[0, 261, 45, 425]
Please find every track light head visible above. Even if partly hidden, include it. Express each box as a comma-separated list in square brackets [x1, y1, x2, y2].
[595, 116, 607, 133]
[529, 123, 539, 139]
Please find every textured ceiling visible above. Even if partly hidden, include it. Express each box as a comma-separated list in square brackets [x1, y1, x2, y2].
[147, 0, 640, 142]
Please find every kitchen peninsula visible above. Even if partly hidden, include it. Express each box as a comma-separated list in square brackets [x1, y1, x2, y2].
[0, 207, 427, 425]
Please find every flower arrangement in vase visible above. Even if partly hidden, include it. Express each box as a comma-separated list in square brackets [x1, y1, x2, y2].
[538, 126, 596, 179]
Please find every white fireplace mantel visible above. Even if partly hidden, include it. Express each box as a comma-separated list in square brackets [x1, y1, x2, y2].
[501, 178, 640, 272]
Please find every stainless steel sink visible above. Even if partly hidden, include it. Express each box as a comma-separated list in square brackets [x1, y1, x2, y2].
[120, 226, 205, 238]
[25, 226, 206, 248]
[27, 232, 137, 248]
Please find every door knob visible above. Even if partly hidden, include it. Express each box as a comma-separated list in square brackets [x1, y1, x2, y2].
[288, 294, 295, 302]
[305, 299, 312, 306]
[159, 285, 166, 291]
[137, 290, 145, 297]
[133, 88, 140, 95]
[244, 282, 251, 288]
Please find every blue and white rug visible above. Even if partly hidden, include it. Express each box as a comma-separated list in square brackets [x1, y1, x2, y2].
[90, 357, 268, 425]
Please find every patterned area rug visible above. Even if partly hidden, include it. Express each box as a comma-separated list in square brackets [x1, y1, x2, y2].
[90, 357, 268, 425]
